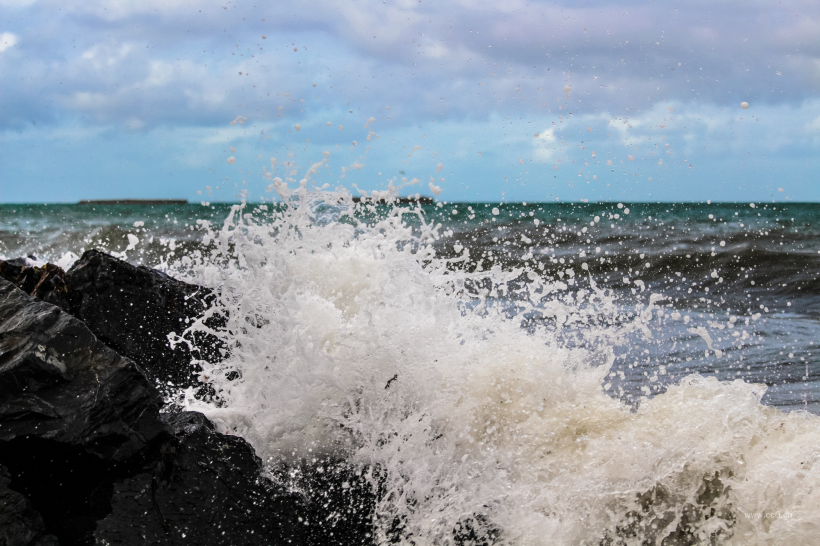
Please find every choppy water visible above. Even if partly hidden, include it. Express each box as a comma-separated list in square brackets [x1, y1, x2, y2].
[2, 197, 819, 544]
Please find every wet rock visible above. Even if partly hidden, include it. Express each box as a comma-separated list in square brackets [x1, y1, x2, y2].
[0, 277, 166, 460]
[63, 250, 224, 393]
[272, 459, 377, 545]
[0, 261, 334, 545]
[0, 464, 59, 546]
[94, 411, 306, 546]
[0, 259, 69, 309]
[0, 436, 148, 546]
[0, 277, 170, 544]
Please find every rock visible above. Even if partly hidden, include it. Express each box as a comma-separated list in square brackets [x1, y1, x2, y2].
[0, 250, 225, 398]
[0, 259, 69, 310]
[94, 411, 306, 546]
[0, 277, 166, 461]
[63, 250, 224, 394]
[271, 458, 378, 545]
[0, 277, 171, 545]
[1, 259, 359, 545]
[1, 436, 143, 546]
[0, 464, 59, 546]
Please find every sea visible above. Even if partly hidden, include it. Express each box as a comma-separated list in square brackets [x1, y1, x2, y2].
[1, 196, 819, 544]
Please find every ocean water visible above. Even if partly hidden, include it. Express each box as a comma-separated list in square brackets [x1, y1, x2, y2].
[2, 196, 819, 544]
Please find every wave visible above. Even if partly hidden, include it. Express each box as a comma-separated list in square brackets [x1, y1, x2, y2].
[159, 191, 820, 544]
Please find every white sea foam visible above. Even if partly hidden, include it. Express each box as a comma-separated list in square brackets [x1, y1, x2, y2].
[171, 183, 820, 544]
[54, 251, 80, 270]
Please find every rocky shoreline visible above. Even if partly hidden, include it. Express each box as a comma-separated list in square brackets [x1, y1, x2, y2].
[0, 251, 374, 546]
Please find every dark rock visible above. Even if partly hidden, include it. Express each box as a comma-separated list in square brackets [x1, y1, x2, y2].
[63, 250, 224, 394]
[0, 277, 170, 544]
[1, 257, 364, 545]
[0, 464, 59, 546]
[0, 277, 166, 460]
[271, 459, 377, 545]
[94, 411, 306, 546]
[0, 259, 69, 310]
[0, 436, 149, 546]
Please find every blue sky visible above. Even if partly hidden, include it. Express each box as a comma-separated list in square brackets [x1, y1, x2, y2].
[1, 0, 819, 203]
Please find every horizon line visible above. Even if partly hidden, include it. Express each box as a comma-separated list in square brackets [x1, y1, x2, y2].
[1, 200, 817, 206]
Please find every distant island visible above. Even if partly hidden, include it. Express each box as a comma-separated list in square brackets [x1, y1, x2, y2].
[78, 199, 188, 205]
[75, 198, 433, 206]
[351, 196, 433, 205]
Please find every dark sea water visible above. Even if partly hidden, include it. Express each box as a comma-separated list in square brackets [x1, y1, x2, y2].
[2, 198, 820, 543]
[3, 200, 817, 412]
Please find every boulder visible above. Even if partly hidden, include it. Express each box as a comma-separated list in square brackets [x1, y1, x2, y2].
[272, 458, 378, 545]
[1, 435, 144, 545]
[0, 257, 366, 545]
[0, 277, 166, 460]
[63, 250, 224, 393]
[0, 277, 170, 544]
[0, 464, 58, 546]
[0, 250, 225, 397]
[94, 411, 306, 546]
[0, 259, 69, 310]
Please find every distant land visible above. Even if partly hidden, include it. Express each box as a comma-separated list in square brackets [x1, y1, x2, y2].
[351, 196, 434, 205]
[74, 197, 435, 206]
[78, 199, 188, 205]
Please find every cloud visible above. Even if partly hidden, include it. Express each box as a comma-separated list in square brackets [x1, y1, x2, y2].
[6, 3, 818, 106]
[1, 0, 819, 206]
[0, 0, 37, 7]
[0, 32, 18, 52]
[0, 0, 817, 134]
[532, 127, 557, 161]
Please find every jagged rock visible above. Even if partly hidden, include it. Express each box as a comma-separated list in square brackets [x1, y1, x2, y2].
[0, 259, 348, 545]
[63, 250, 224, 393]
[0, 277, 166, 460]
[0, 464, 59, 546]
[0, 250, 224, 396]
[0, 436, 140, 546]
[94, 411, 306, 546]
[0, 277, 170, 544]
[0, 259, 69, 309]
[272, 459, 377, 545]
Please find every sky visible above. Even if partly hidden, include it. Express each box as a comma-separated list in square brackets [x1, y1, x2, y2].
[1, 0, 819, 204]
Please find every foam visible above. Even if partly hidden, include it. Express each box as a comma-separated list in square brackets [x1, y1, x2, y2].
[172, 186, 820, 544]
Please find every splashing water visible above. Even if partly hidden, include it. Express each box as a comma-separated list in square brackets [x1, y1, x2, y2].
[159, 184, 820, 544]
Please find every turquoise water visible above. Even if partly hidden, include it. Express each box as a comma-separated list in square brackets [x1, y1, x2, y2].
[3, 198, 820, 543]
[2, 200, 818, 413]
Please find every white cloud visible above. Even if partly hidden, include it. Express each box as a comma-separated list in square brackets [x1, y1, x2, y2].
[535, 127, 556, 143]
[80, 42, 133, 67]
[2, 0, 820, 141]
[123, 117, 145, 130]
[0, 32, 18, 52]
[0, 0, 37, 7]
[532, 127, 557, 161]
[60, 0, 194, 21]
